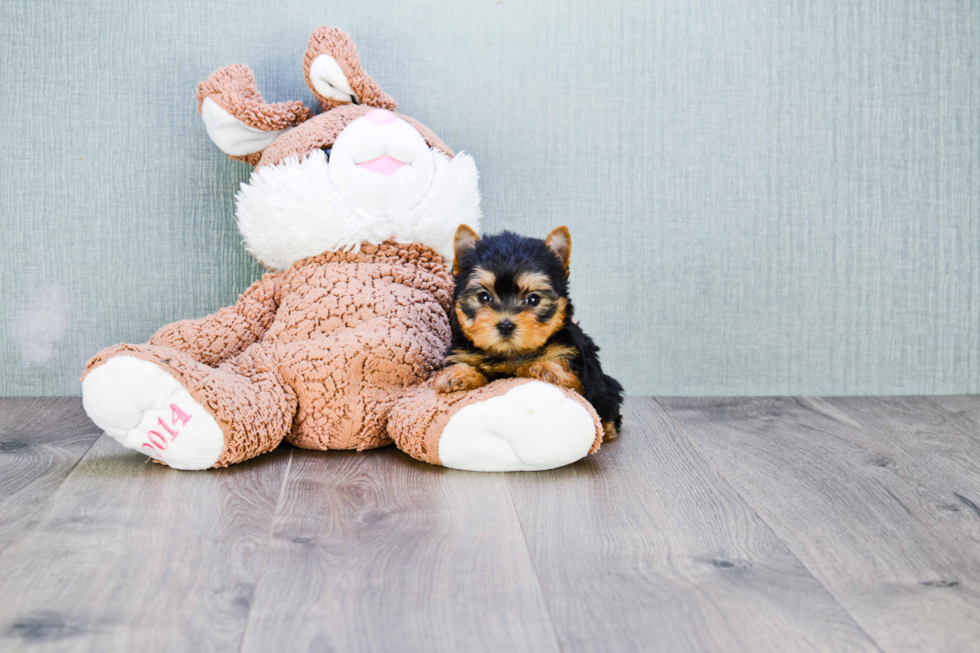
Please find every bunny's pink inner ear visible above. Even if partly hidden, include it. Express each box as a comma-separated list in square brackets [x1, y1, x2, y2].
[196, 64, 313, 164]
[303, 26, 397, 112]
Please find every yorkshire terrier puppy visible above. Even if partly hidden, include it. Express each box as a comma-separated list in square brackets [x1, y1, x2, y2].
[434, 225, 624, 440]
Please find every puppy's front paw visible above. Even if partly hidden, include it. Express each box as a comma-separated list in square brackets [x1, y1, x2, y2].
[523, 360, 582, 392]
[435, 364, 488, 394]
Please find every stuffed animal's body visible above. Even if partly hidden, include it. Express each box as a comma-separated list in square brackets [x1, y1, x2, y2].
[81, 27, 605, 471]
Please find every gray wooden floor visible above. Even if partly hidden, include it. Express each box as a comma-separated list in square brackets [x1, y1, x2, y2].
[1, 397, 979, 652]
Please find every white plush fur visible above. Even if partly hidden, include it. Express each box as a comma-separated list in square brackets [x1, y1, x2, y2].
[328, 114, 435, 214]
[236, 148, 481, 269]
[438, 381, 596, 472]
[82, 357, 224, 471]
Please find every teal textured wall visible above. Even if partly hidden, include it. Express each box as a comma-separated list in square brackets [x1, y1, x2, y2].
[1, 0, 978, 396]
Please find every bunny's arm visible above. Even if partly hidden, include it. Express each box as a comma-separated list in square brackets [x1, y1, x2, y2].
[148, 272, 281, 366]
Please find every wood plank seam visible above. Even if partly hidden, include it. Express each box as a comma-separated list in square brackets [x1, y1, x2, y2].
[503, 477, 567, 653]
[236, 446, 295, 653]
[507, 397, 883, 652]
[0, 400, 103, 557]
[652, 397, 889, 653]
[49, 431, 103, 485]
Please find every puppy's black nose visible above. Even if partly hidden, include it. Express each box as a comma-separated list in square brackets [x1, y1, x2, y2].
[497, 320, 516, 336]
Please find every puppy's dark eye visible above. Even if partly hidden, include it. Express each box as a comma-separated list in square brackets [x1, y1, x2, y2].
[477, 291, 492, 304]
[524, 295, 540, 307]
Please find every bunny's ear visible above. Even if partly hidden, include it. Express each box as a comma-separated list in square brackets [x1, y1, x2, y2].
[196, 64, 313, 165]
[304, 27, 397, 112]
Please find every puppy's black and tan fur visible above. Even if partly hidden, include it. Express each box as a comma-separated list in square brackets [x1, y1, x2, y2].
[435, 225, 624, 439]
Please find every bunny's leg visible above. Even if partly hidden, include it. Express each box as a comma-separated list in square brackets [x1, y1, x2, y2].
[82, 343, 295, 470]
[388, 378, 604, 472]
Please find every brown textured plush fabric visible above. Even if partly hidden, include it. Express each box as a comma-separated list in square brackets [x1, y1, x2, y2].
[85, 241, 454, 466]
[256, 104, 372, 168]
[196, 64, 314, 166]
[196, 29, 452, 168]
[85, 342, 295, 468]
[196, 64, 313, 131]
[303, 26, 398, 112]
[389, 378, 604, 466]
[255, 105, 454, 169]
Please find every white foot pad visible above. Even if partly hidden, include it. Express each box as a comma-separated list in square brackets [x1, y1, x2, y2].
[438, 381, 596, 472]
[82, 356, 224, 470]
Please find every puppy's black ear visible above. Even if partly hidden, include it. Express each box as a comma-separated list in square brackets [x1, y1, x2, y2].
[453, 224, 480, 276]
[545, 226, 571, 275]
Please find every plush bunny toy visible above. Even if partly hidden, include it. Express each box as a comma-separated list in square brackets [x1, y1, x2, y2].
[81, 27, 604, 471]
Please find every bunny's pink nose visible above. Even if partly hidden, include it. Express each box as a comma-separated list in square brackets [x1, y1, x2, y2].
[365, 108, 397, 125]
